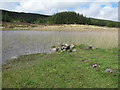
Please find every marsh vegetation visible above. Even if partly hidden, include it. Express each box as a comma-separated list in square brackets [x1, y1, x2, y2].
[1, 9, 119, 88]
[2, 26, 118, 88]
[2, 28, 118, 63]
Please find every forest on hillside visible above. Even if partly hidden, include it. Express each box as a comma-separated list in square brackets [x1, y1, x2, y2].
[1, 9, 120, 27]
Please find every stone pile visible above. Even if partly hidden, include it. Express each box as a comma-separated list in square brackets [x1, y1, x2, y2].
[51, 44, 76, 52]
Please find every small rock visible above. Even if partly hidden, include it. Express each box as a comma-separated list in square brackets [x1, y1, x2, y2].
[85, 47, 89, 50]
[89, 45, 93, 50]
[64, 46, 68, 49]
[65, 44, 69, 47]
[56, 47, 61, 51]
[52, 48, 57, 51]
[70, 44, 75, 49]
[63, 49, 66, 51]
[81, 60, 88, 63]
[105, 69, 114, 73]
[91, 63, 99, 68]
[11, 56, 18, 59]
[72, 49, 76, 52]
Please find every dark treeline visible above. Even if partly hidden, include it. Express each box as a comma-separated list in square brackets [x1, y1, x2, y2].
[1, 9, 49, 23]
[1, 9, 120, 27]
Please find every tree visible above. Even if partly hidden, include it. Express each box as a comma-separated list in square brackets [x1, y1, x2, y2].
[49, 11, 84, 24]
[2, 13, 12, 22]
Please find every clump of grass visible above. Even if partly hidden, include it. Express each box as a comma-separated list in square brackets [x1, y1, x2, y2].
[2, 45, 118, 88]
[51, 45, 56, 48]
[76, 44, 88, 49]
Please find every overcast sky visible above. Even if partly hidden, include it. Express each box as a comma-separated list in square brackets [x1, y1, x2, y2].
[1, 0, 119, 21]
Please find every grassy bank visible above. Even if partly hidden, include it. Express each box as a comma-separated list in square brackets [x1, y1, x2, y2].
[2, 22, 118, 32]
[2, 45, 118, 88]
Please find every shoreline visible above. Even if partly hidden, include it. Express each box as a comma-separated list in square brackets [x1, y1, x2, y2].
[2, 45, 118, 88]
[1, 22, 118, 32]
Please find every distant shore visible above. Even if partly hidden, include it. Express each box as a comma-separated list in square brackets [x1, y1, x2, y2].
[1, 22, 118, 32]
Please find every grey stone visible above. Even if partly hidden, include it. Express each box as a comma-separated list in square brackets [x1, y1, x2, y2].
[70, 44, 75, 49]
[105, 69, 114, 73]
[72, 49, 76, 52]
[91, 63, 99, 68]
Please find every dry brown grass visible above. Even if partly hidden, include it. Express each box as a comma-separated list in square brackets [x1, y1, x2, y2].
[2, 22, 118, 32]
[33, 24, 118, 32]
[2, 22, 118, 48]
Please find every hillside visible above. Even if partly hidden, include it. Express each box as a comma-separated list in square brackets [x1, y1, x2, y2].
[1, 9, 50, 23]
[1, 9, 119, 27]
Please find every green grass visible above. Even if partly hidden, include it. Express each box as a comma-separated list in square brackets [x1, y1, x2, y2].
[2, 45, 118, 88]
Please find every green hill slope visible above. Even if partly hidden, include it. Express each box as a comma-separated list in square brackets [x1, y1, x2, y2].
[1, 9, 119, 27]
[1, 9, 50, 23]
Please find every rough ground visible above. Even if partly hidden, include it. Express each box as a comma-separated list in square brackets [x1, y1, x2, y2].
[2, 45, 118, 88]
